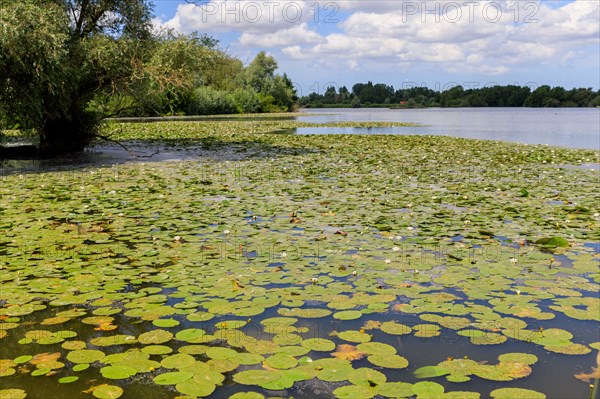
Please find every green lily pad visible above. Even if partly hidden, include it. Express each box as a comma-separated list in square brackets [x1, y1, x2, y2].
[14, 355, 32, 364]
[376, 382, 414, 398]
[153, 371, 193, 385]
[348, 367, 387, 386]
[152, 318, 180, 328]
[175, 380, 216, 397]
[161, 353, 196, 369]
[233, 369, 281, 387]
[413, 324, 441, 338]
[229, 393, 265, 399]
[414, 365, 450, 378]
[356, 342, 396, 356]
[66, 349, 105, 364]
[62, 341, 87, 350]
[277, 308, 332, 318]
[0, 389, 27, 399]
[186, 312, 214, 322]
[175, 328, 208, 343]
[333, 385, 377, 399]
[31, 368, 50, 376]
[90, 335, 137, 347]
[312, 358, 354, 382]
[73, 364, 89, 372]
[92, 385, 123, 399]
[535, 237, 569, 248]
[301, 338, 336, 352]
[138, 329, 173, 345]
[368, 354, 409, 369]
[264, 354, 298, 369]
[100, 365, 137, 379]
[333, 310, 363, 320]
[337, 330, 372, 343]
[412, 381, 445, 396]
[141, 345, 173, 355]
[380, 321, 412, 335]
[497, 353, 538, 365]
[490, 388, 546, 399]
[234, 353, 265, 365]
[58, 376, 79, 383]
[205, 347, 237, 360]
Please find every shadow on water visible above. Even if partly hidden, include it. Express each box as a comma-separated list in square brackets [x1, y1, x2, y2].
[0, 138, 317, 177]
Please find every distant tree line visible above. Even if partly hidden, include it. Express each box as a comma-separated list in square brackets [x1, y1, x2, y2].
[299, 82, 600, 108]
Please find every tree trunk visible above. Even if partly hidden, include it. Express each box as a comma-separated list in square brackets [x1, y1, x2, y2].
[38, 113, 95, 155]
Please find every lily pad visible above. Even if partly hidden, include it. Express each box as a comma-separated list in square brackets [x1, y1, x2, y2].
[264, 353, 298, 369]
[278, 308, 332, 318]
[0, 389, 27, 399]
[66, 349, 105, 364]
[161, 353, 196, 369]
[380, 321, 412, 335]
[92, 385, 124, 399]
[233, 370, 281, 387]
[356, 342, 397, 356]
[141, 345, 173, 355]
[58, 376, 79, 383]
[333, 385, 377, 399]
[348, 367, 387, 386]
[100, 365, 137, 379]
[337, 330, 372, 343]
[138, 329, 173, 345]
[205, 347, 237, 360]
[153, 371, 193, 385]
[14, 355, 32, 364]
[368, 354, 409, 369]
[490, 388, 546, 399]
[301, 338, 336, 352]
[175, 380, 216, 397]
[333, 310, 363, 320]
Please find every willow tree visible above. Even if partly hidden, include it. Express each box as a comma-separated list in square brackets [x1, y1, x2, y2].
[0, 0, 211, 154]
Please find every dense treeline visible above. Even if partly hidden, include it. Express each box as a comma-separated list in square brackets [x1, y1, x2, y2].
[299, 82, 600, 108]
[0, 0, 296, 153]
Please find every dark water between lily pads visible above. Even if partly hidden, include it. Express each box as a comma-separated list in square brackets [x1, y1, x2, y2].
[296, 108, 600, 150]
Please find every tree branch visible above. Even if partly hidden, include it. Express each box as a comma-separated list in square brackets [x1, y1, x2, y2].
[94, 132, 160, 158]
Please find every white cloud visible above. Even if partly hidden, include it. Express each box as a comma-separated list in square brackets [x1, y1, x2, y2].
[281, 0, 599, 76]
[162, 0, 599, 78]
[239, 23, 323, 47]
[161, 1, 318, 34]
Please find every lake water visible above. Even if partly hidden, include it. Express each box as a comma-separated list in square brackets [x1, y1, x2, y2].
[296, 108, 600, 150]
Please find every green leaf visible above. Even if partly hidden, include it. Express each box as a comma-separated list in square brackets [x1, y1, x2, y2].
[490, 388, 546, 399]
[92, 385, 124, 399]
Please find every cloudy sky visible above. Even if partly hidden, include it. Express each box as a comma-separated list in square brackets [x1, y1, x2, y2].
[152, 0, 600, 96]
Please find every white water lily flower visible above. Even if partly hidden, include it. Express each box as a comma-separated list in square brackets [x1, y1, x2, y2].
[385, 259, 391, 264]
[224, 230, 230, 235]
[392, 246, 400, 252]
[281, 252, 287, 258]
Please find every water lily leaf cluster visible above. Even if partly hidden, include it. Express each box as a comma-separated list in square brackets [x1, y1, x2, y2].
[0, 119, 598, 398]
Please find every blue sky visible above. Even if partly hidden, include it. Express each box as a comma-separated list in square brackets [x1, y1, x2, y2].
[152, 0, 600, 95]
